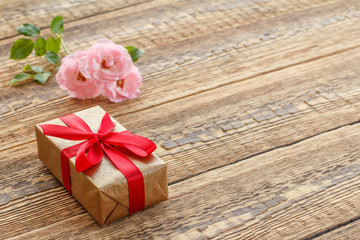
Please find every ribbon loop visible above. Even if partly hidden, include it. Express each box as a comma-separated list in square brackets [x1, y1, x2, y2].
[39, 112, 156, 214]
[97, 112, 116, 135]
[60, 113, 94, 133]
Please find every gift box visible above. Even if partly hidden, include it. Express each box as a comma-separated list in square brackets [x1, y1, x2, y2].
[35, 106, 168, 225]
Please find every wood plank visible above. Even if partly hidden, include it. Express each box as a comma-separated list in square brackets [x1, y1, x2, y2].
[0, 0, 353, 88]
[314, 219, 360, 240]
[1, 24, 360, 197]
[1, 0, 360, 151]
[3, 122, 360, 239]
[0, 0, 152, 40]
[1, 38, 360, 237]
[2, 0, 360, 238]
[2, 36, 360, 185]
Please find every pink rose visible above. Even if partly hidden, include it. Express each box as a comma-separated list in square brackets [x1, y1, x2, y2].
[101, 65, 142, 103]
[56, 51, 101, 99]
[56, 39, 142, 103]
[79, 39, 133, 88]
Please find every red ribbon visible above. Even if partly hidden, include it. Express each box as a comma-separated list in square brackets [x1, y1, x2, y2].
[39, 112, 156, 214]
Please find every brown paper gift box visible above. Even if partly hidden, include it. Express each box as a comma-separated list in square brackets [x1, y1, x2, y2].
[35, 106, 168, 225]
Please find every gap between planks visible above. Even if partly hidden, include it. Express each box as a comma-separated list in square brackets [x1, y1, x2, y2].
[313, 218, 360, 239]
[307, 217, 360, 239]
[169, 118, 360, 185]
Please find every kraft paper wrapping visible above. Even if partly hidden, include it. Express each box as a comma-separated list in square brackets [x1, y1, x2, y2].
[35, 106, 168, 225]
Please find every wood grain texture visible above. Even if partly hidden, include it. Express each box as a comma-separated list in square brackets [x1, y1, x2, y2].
[0, 0, 355, 86]
[1, 43, 360, 238]
[2, 41, 360, 207]
[1, 0, 360, 150]
[4, 123, 360, 239]
[0, 0, 152, 39]
[2, 0, 360, 238]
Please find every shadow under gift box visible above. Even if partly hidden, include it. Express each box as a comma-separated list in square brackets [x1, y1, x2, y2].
[35, 106, 168, 225]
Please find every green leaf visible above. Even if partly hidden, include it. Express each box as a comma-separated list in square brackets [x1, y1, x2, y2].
[23, 64, 32, 71]
[34, 72, 51, 84]
[34, 37, 46, 57]
[10, 38, 34, 60]
[16, 23, 40, 37]
[23, 64, 43, 73]
[45, 51, 60, 65]
[31, 66, 43, 73]
[46, 36, 61, 53]
[10, 73, 33, 86]
[125, 46, 144, 63]
[50, 16, 64, 34]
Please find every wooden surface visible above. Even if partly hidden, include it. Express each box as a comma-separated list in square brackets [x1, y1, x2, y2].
[1, 0, 360, 239]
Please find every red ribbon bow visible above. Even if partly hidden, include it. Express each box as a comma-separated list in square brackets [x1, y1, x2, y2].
[40, 112, 156, 214]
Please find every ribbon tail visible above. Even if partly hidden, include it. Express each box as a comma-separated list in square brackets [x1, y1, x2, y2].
[102, 143, 145, 214]
[74, 140, 101, 172]
[103, 131, 157, 157]
[61, 142, 84, 194]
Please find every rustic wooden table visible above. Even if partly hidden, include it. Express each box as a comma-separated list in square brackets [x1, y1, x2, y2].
[1, 0, 360, 239]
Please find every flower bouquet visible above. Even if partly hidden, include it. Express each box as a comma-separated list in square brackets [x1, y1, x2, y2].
[9, 16, 144, 103]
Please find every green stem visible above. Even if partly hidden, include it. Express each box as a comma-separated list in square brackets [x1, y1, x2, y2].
[60, 37, 71, 55]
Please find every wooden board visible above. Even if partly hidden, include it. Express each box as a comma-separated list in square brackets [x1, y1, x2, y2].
[4, 122, 360, 239]
[0, 0, 152, 39]
[2, 0, 360, 150]
[2, 38, 360, 207]
[1, 0, 360, 239]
